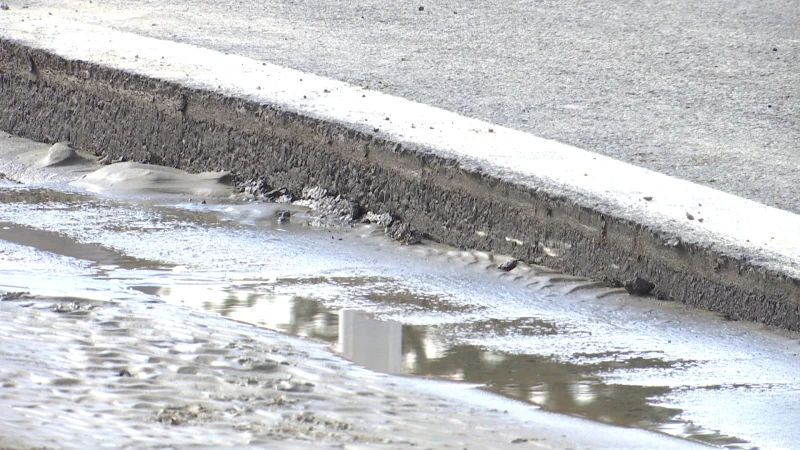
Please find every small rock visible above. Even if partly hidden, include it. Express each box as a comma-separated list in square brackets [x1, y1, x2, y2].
[53, 302, 82, 313]
[0, 291, 29, 301]
[418, 5, 424, 11]
[264, 187, 288, 200]
[349, 201, 362, 220]
[497, 260, 520, 271]
[720, 312, 740, 321]
[278, 211, 291, 223]
[643, 196, 653, 201]
[0, 3, 9, 11]
[119, 369, 132, 377]
[686, 212, 695, 220]
[277, 380, 315, 393]
[386, 221, 421, 245]
[625, 277, 655, 296]
[364, 212, 395, 228]
[242, 178, 269, 196]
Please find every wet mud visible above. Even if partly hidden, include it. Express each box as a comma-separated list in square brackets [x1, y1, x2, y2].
[0, 180, 797, 449]
[0, 229, 706, 450]
[72, 161, 236, 197]
[0, 293, 553, 449]
[0, 139, 795, 449]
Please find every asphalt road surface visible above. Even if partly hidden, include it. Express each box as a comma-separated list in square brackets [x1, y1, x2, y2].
[8, 0, 800, 212]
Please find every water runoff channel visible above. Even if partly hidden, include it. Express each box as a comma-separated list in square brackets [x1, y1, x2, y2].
[1, 135, 799, 449]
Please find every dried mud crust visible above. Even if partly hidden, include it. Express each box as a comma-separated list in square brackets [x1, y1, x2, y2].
[0, 298, 550, 449]
[1, 40, 799, 330]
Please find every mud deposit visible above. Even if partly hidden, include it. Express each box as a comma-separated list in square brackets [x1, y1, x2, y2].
[0, 139, 797, 449]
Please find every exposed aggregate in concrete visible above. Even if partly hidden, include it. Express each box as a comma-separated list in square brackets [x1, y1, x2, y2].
[1, 39, 799, 330]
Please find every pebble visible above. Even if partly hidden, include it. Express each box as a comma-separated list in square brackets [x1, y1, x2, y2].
[497, 260, 519, 271]
[624, 277, 655, 296]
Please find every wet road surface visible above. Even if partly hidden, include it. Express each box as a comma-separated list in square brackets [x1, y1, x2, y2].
[0, 175, 798, 449]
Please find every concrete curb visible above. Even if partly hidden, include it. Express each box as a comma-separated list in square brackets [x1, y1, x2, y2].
[1, 24, 799, 330]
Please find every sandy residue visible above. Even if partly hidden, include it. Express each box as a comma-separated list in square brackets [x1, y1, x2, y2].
[0, 131, 236, 198]
[0, 133, 98, 184]
[0, 296, 557, 449]
[71, 162, 236, 197]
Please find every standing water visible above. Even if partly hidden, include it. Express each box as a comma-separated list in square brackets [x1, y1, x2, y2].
[1, 134, 798, 449]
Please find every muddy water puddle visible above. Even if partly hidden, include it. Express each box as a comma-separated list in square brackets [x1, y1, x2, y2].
[2, 183, 800, 449]
[132, 282, 752, 449]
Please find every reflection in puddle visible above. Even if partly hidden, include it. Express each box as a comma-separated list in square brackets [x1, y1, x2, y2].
[138, 282, 750, 449]
[339, 310, 402, 374]
[0, 185, 770, 449]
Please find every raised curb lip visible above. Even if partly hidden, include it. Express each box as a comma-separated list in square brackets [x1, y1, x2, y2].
[1, 18, 798, 330]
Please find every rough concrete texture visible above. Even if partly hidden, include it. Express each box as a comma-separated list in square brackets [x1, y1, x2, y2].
[2, 36, 799, 332]
[3, 0, 799, 214]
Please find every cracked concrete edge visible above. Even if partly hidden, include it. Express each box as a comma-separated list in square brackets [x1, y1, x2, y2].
[1, 37, 799, 331]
